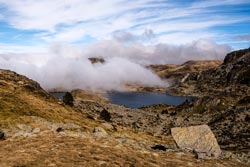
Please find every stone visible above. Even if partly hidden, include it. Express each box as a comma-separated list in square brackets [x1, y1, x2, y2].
[56, 127, 64, 132]
[17, 81, 24, 85]
[17, 124, 32, 132]
[32, 127, 40, 134]
[63, 92, 74, 106]
[97, 161, 106, 165]
[151, 145, 167, 151]
[14, 131, 32, 138]
[99, 109, 111, 122]
[0, 131, 4, 139]
[171, 124, 221, 158]
[101, 123, 114, 130]
[93, 127, 108, 137]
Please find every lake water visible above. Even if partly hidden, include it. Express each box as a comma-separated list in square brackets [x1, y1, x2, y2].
[49, 92, 66, 100]
[104, 91, 193, 108]
[50, 91, 193, 108]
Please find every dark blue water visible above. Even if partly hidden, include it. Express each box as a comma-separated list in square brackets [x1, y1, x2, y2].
[50, 91, 193, 108]
[50, 92, 66, 99]
[105, 91, 193, 108]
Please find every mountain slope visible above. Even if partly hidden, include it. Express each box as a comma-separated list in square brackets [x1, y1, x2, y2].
[148, 49, 250, 151]
[1, 69, 247, 166]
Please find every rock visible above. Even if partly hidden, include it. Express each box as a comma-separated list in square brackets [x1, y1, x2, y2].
[17, 124, 32, 132]
[161, 109, 168, 114]
[99, 109, 111, 122]
[93, 127, 108, 137]
[87, 115, 95, 120]
[14, 131, 32, 138]
[56, 127, 64, 132]
[101, 123, 115, 130]
[97, 161, 106, 165]
[151, 145, 167, 151]
[17, 81, 24, 85]
[0, 131, 4, 139]
[63, 92, 74, 106]
[88, 57, 105, 64]
[171, 125, 221, 158]
[32, 127, 40, 134]
[237, 96, 250, 105]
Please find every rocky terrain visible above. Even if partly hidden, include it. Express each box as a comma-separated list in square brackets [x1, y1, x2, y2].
[0, 48, 249, 166]
[0, 70, 246, 166]
[178, 49, 250, 149]
[142, 48, 250, 160]
[135, 60, 222, 93]
[166, 48, 250, 96]
[148, 60, 222, 85]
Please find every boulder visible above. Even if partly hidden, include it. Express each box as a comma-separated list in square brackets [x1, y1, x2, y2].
[0, 131, 4, 139]
[93, 127, 108, 137]
[171, 125, 221, 158]
[56, 127, 64, 133]
[101, 123, 115, 130]
[151, 145, 167, 151]
[63, 92, 74, 106]
[99, 109, 111, 122]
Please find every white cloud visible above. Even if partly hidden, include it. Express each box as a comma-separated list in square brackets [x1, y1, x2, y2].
[0, 43, 166, 91]
[84, 39, 231, 65]
[0, 39, 231, 91]
[0, 0, 154, 31]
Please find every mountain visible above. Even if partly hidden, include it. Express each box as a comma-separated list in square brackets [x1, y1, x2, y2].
[167, 48, 250, 95]
[148, 60, 222, 85]
[0, 48, 249, 166]
[145, 48, 250, 155]
[1, 70, 247, 166]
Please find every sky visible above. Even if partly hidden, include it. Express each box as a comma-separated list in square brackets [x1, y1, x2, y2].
[0, 0, 249, 91]
[0, 0, 249, 53]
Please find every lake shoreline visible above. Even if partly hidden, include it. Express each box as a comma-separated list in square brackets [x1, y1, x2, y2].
[49, 89, 194, 109]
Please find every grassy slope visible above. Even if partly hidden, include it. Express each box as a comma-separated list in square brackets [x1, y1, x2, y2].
[0, 70, 101, 131]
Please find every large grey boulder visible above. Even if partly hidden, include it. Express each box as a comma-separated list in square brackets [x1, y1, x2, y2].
[171, 124, 221, 158]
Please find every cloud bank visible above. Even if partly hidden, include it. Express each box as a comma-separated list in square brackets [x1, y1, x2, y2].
[0, 39, 230, 91]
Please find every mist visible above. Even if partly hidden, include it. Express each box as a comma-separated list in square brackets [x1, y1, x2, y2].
[0, 39, 231, 91]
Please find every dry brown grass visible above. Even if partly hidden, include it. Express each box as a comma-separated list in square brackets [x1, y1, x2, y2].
[0, 133, 247, 167]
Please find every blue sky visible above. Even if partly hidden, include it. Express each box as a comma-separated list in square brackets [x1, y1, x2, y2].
[0, 0, 250, 53]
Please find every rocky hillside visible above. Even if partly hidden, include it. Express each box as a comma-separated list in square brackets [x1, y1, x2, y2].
[136, 60, 222, 93]
[144, 48, 250, 155]
[176, 49, 250, 151]
[148, 60, 222, 85]
[168, 48, 250, 96]
[1, 69, 248, 166]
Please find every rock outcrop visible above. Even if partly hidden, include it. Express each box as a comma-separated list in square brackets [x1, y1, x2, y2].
[0, 131, 4, 139]
[148, 60, 222, 85]
[63, 92, 74, 106]
[171, 125, 221, 158]
[156, 49, 250, 150]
